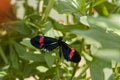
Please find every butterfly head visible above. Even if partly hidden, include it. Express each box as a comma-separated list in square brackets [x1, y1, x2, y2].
[58, 37, 63, 41]
[30, 36, 40, 48]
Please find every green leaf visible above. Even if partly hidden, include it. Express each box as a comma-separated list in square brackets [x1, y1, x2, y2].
[54, 22, 88, 32]
[55, 0, 77, 13]
[14, 42, 45, 62]
[94, 2, 116, 16]
[92, 48, 120, 62]
[10, 46, 19, 70]
[39, 67, 56, 79]
[44, 53, 55, 68]
[71, 28, 120, 48]
[11, 21, 32, 36]
[0, 71, 7, 79]
[88, 16, 120, 30]
[20, 38, 35, 49]
[78, 0, 86, 15]
[23, 62, 41, 77]
[89, 58, 114, 80]
[93, 0, 106, 7]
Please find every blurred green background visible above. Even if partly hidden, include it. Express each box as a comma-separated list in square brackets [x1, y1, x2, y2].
[0, 0, 120, 80]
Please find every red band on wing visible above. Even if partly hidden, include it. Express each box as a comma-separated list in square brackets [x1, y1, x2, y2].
[69, 48, 75, 59]
[39, 36, 44, 48]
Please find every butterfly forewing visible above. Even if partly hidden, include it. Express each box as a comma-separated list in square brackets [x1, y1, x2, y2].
[60, 42, 81, 63]
[30, 36, 59, 51]
[31, 36, 81, 63]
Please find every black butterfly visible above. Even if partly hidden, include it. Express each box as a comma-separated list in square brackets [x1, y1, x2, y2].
[30, 36, 81, 63]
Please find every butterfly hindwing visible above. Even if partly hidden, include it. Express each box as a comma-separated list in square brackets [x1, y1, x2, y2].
[30, 36, 59, 51]
[31, 36, 81, 63]
[60, 42, 81, 63]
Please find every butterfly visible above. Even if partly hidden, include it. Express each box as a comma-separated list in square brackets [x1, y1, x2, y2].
[30, 36, 81, 63]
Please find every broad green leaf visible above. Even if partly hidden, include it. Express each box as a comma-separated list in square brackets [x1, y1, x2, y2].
[88, 16, 120, 30]
[94, 2, 116, 16]
[44, 21, 53, 33]
[14, 42, 45, 62]
[44, 53, 55, 68]
[36, 66, 48, 73]
[45, 28, 63, 37]
[78, 0, 86, 15]
[92, 48, 120, 62]
[55, 0, 77, 13]
[10, 46, 19, 70]
[71, 28, 120, 48]
[11, 21, 32, 36]
[23, 62, 41, 77]
[0, 71, 7, 78]
[54, 22, 88, 32]
[44, 21, 63, 37]
[39, 67, 56, 80]
[0, 46, 8, 64]
[20, 38, 35, 49]
[92, 0, 106, 7]
[89, 58, 114, 80]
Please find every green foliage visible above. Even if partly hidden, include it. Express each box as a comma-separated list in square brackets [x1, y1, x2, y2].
[0, 0, 120, 80]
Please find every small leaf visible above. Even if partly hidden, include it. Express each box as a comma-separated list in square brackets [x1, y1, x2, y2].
[89, 58, 114, 80]
[93, 0, 106, 7]
[20, 38, 35, 49]
[14, 42, 45, 62]
[10, 46, 19, 70]
[92, 48, 120, 62]
[44, 53, 55, 68]
[88, 16, 120, 30]
[71, 28, 120, 48]
[54, 22, 88, 32]
[23, 62, 41, 77]
[55, 0, 77, 13]
[11, 21, 32, 36]
[78, 0, 86, 15]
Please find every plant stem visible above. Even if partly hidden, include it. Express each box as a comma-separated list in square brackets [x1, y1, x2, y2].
[0, 46, 8, 64]
[41, 0, 55, 22]
[80, 38, 85, 55]
[114, 62, 118, 77]
[26, 21, 40, 29]
[70, 63, 79, 80]
[56, 59, 61, 79]
[88, 1, 93, 15]
[70, 38, 85, 79]
[66, 14, 70, 25]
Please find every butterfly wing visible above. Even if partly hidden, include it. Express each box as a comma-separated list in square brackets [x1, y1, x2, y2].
[60, 42, 81, 63]
[30, 36, 59, 51]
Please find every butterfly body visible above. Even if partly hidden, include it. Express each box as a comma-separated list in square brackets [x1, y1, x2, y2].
[30, 36, 81, 63]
